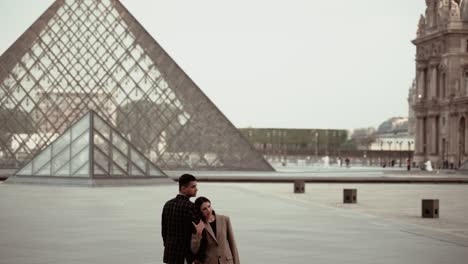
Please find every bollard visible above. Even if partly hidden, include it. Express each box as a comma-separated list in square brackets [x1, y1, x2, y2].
[422, 199, 439, 218]
[294, 181, 305, 193]
[343, 189, 357, 203]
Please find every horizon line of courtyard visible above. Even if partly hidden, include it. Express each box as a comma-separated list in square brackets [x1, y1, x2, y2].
[2, 175, 468, 184]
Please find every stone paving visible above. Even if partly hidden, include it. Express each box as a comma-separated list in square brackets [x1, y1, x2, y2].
[0, 181, 467, 264]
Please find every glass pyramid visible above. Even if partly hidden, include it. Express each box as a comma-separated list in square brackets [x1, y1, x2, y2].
[0, 0, 273, 171]
[15, 111, 167, 178]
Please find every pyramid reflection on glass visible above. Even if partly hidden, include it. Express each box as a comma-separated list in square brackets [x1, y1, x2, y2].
[7, 111, 172, 185]
[0, 0, 273, 171]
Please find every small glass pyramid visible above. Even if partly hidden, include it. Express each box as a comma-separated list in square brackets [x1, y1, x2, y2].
[15, 111, 167, 178]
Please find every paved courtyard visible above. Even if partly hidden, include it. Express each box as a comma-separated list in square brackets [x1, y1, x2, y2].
[0, 181, 467, 264]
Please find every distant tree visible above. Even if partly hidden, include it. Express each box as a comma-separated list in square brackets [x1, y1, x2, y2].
[355, 134, 376, 151]
[339, 139, 358, 151]
[349, 127, 376, 151]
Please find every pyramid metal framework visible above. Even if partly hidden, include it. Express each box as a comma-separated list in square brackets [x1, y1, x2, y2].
[0, 0, 273, 171]
[13, 111, 167, 178]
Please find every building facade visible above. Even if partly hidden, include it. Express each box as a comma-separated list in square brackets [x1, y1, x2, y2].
[411, 0, 468, 168]
[239, 128, 348, 164]
[368, 117, 415, 167]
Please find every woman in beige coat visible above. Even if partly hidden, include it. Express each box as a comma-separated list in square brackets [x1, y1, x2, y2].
[191, 197, 240, 264]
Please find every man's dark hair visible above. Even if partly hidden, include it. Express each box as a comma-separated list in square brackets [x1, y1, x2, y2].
[179, 174, 196, 191]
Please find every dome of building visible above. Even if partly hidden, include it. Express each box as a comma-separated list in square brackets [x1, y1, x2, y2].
[377, 117, 408, 135]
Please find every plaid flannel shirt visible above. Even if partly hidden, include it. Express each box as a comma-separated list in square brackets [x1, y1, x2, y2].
[162, 194, 198, 264]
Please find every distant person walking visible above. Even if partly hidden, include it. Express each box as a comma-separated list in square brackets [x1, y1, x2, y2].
[345, 157, 350, 168]
[406, 159, 411, 171]
[162, 174, 202, 264]
[191, 196, 240, 264]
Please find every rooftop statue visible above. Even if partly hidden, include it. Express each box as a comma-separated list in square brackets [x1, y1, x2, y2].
[461, 0, 468, 21]
[417, 15, 426, 37]
[437, 0, 450, 26]
[449, 0, 461, 21]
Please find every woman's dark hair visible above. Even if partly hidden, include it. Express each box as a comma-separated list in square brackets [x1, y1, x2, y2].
[194, 196, 214, 221]
[193, 196, 213, 262]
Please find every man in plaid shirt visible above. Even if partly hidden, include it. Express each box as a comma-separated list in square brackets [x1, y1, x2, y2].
[162, 174, 200, 264]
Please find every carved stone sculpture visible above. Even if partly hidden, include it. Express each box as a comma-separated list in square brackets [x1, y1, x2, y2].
[449, 0, 461, 21]
[417, 15, 426, 37]
[438, 0, 450, 26]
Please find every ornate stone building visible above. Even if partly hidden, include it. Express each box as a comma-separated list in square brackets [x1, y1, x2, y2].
[412, 0, 468, 168]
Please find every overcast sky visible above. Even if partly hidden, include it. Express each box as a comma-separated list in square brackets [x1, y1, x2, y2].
[0, 0, 426, 130]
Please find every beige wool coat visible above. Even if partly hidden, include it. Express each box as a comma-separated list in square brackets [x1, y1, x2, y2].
[191, 214, 240, 264]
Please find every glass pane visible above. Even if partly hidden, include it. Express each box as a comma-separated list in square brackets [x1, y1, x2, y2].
[16, 162, 32, 176]
[110, 161, 126, 177]
[71, 146, 89, 177]
[73, 162, 89, 177]
[130, 149, 145, 169]
[71, 130, 89, 157]
[55, 162, 70, 176]
[94, 115, 110, 137]
[94, 133, 109, 156]
[32, 147, 51, 174]
[36, 163, 51, 176]
[52, 129, 71, 156]
[94, 148, 109, 174]
[52, 146, 71, 176]
[112, 148, 128, 172]
[112, 132, 127, 155]
[148, 164, 164, 176]
[94, 163, 106, 176]
[71, 113, 90, 139]
[130, 163, 144, 176]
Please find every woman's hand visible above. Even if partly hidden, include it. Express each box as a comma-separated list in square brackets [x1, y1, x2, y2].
[192, 220, 206, 237]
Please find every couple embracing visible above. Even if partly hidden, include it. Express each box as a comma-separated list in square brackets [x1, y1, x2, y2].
[162, 174, 240, 264]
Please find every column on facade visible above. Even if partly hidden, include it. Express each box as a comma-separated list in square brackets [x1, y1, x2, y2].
[427, 115, 435, 154]
[441, 70, 446, 98]
[428, 115, 440, 155]
[429, 66, 438, 99]
[426, 115, 437, 155]
[449, 115, 454, 157]
[415, 117, 420, 154]
[465, 114, 468, 158]
[448, 114, 456, 159]
[416, 68, 425, 98]
[423, 67, 429, 98]
[464, 69, 468, 96]
[415, 117, 423, 154]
